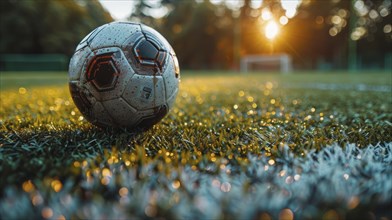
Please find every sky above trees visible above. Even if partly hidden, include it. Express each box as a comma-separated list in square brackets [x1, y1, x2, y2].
[99, 0, 134, 20]
[99, 0, 301, 21]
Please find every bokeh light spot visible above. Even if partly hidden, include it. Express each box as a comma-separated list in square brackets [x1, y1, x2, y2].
[265, 21, 279, 40]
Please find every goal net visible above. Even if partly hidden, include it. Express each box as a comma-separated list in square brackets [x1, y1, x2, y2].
[240, 54, 292, 73]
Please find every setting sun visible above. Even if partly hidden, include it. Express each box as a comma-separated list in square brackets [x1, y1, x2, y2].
[265, 21, 279, 40]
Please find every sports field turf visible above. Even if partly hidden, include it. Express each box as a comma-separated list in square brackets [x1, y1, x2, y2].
[0, 71, 391, 219]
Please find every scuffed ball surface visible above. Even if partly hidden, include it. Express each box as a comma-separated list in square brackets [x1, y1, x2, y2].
[68, 22, 180, 130]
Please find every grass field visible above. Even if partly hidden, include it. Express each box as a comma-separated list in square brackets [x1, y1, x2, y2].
[1, 71, 391, 219]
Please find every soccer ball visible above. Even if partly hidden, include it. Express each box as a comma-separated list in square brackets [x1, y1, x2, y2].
[68, 22, 180, 130]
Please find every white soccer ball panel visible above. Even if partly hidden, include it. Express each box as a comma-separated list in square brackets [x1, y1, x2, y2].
[91, 102, 114, 127]
[69, 46, 92, 81]
[69, 80, 97, 105]
[76, 24, 108, 51]
[89, 22, 141, 51]
[166, 89, 177, 110]
[102, 98, 139, 127]
[122, 74, 166, 111]
[162, 55, 179, 101]
[137, 108, 155, 117]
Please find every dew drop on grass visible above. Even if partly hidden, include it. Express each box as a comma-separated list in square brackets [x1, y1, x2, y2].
[18, 87, 27, 94]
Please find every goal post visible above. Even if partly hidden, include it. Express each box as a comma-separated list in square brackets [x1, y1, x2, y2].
[240, 54, 293, 74]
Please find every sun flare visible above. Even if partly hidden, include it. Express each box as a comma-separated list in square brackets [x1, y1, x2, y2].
[265, 21, 279, 40]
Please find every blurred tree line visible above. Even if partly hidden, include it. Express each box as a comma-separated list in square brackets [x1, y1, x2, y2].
[0, 0, 112, 56]
[133, 0, 391, 70]
[1, 0, 390, 70]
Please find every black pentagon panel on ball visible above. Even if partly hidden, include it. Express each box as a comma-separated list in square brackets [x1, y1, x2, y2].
[136, 40, 158, 60]
[86, 53, 119, 92]
[136, 105, 168, 130]
[93, 61, 116, 88]
[140, 24, 167, 51]
[131, 36, 168, 75]
[134, 39, 159, 66]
